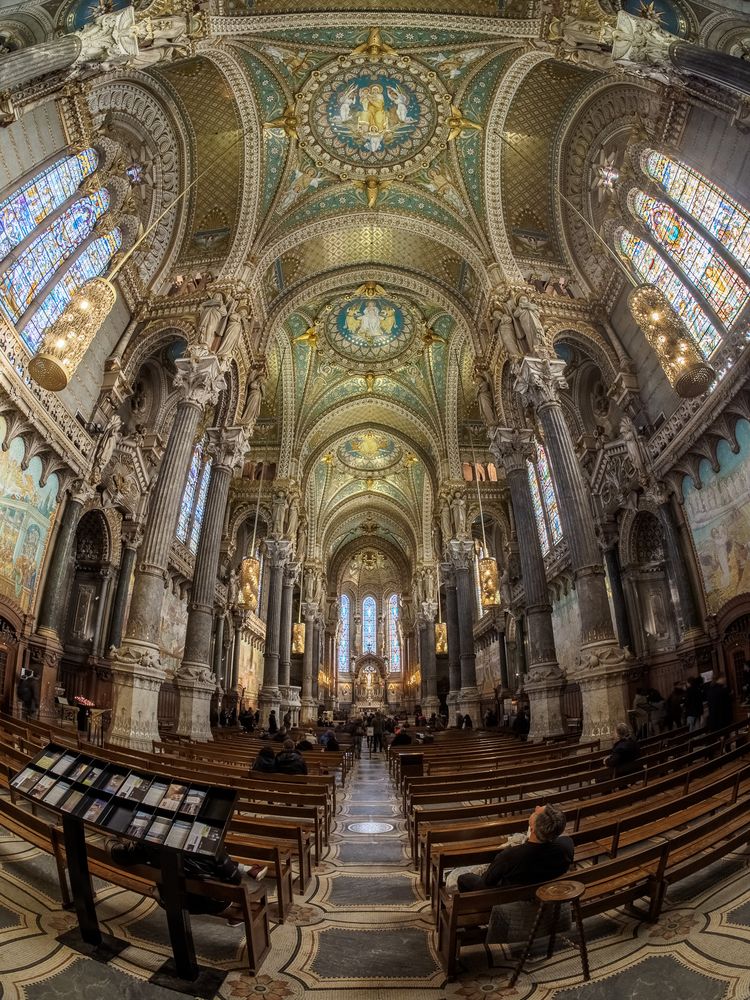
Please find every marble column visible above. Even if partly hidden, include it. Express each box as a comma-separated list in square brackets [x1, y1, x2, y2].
[490, 427, 564, 739]
[652, 485, 704, 636]
[106, 521, 142, 653]
[175, 426, 248, 741]
[212, 612, 225, 689]
[259, 539, 292, 725]
[230, 611, 243, 694]
[34, 480, 95, 717]
[498, 627, 510, 692]
[448, 539, 481, 724]
[109, 349, 225, 750]
[516, 358, 631, 741]
[312, 616, 322, 706]
[419, 601, 439, 716]
[442, 561, 461, 718]
[600, 518, 634, 652]
[301, 601, 317, 722]
[0, 34, 81, 92]
[278, 561, 297, 712]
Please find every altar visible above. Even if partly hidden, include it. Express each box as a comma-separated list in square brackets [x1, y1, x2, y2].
[352, 654, 388, 709]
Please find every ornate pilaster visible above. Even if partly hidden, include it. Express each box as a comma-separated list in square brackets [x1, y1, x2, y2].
[109, 349, 225, 750]
[490, 427, 564, 739]
[599, 517, 633, 652]
[258, 538, 292, 725]
[106, 519, 143, 652]
[175, 425, 248, 740]
[515, 358, 631, 741]
[441, 561, 461, 716]
[278, 561, 298, 691]
[213, 612, 226, 689]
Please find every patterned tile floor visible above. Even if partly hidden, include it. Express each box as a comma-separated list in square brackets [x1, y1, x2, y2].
[2, 755, 750, 999]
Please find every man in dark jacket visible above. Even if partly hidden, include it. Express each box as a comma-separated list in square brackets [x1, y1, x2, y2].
[390, 727, 412, 746]
[457, 803, 573, 891]
[707, 676, 733, 732]
[274, 739, 308, 775]
[606, 722, 640, 778]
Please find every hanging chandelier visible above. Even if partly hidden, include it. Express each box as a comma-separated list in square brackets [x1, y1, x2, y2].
[478, 555, 502, 608]
[628, 285, 716, 398]
[435, 621, 447, 654]
[238, 556, 260, 614]
[292, 622, 306, 655]
[28, 278, 117, 391]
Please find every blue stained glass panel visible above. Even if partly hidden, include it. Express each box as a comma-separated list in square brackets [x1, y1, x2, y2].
[21, 228, 122, 353]
[338, 594, 350, 672]
[633, 191, 749, 328]
[618, 230, 720, 358]
[388, 593, 401, 671]
[362, 595, 377, 654]
[0, 148, 98, 260]
[645, 151, 750, 270]
[527, 459, 550, 556]
[189, 459, 212, 553]
[177, 445, 202, 543]
[536, 445, 562, 545]
[0, 190, 109, 325]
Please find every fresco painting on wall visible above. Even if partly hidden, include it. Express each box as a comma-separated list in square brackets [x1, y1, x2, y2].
[159, 588, 188, 674]
[551, 586, 582, 675]
[0, 419, 59, 613]
[683, 419, 750, 613]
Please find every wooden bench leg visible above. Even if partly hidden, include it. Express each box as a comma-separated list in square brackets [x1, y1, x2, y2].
[508, 901, 547, 988]
[572, 899, 590, 981]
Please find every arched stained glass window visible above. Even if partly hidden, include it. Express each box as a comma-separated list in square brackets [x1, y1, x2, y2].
[177, 443, 203, 543]
[0, 148, 98, 259]
[189, 458, 212, 554]
[362, 595, 377, 654]
[618, 230, 720, 358]
[22, 229, 122, 353]
[527, 459, 550, 556]
[536, 445, 562, 545]
[388, 593, 401, 671]
[632, 192, 749, 327]
[644, 151, 750, 269]
[0, 190, 109, 326]
[338, 594, 350, 672]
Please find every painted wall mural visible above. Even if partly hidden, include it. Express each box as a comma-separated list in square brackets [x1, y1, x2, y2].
[0, 419, 59, 613]
[238, 639, 262, 708]
[551, 586, 582, 676]
[683, 419, 750, 613]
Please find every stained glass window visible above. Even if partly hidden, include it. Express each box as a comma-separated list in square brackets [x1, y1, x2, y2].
[536, 445, 562, 545]
[618, 230, 720, 358]
[644, 151, 750, 270]
[362, 595, 377, 654]
[21, 229, 122, 353]
[177, 444, 203, 543]
[189, 459, 212, 554]
[0, 148, 98, 260]
[632, 192, 749, 328]
[527, 459, 550, 556]
[388, 593, 401, 671]
[338, 594, 350, 672]
[0, 190, 109, 327]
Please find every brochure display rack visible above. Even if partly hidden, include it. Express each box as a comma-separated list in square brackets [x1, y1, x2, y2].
[11, 742, 237, 983]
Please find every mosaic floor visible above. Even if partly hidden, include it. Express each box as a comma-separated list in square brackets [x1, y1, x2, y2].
[2, 754, 750, 999]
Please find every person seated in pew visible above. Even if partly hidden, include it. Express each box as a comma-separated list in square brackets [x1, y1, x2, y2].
[272, 726, 288, 743]
[274, 738, 308, 775]
[512, 708, 530, 741]
[296, 732, 316, 752]
[390, 726, 412, 746]
[323, 728, 340, 751]
[606, 722, 641, 778]
[454, 804, 573, 892]
[239, 708, 255, 732]
[251, 745, 277, 773]
[107, 840, 268, 924]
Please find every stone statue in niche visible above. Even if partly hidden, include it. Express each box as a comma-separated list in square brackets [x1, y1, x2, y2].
[512, 294, 545, 356]
[196, 291, 229, 350]
[89, 414, 122, 485]
[490, 297, 523, 359]
[473, 365, 498, 428]
[296, 517, 308, 565]
[217, 300, 249, 359]
[241, 364, 266, 428]
[440, 502, 453, 546]
[450, 490, 467, 538]
[270, 489, 287, 538]
[619, 416, 650, 485]
[285, 496, 299, 542]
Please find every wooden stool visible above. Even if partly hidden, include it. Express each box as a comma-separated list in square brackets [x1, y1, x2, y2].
[508, 880, 590, 987]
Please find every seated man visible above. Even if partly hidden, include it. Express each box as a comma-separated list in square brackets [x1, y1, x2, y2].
[606, 722, 640, 778]
[274, 738, 308, 774]
[456, 803, 573, 892]
[390, 726, 412, 746]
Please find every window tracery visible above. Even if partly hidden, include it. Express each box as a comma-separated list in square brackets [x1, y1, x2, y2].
[338, 593, 350, 672]
[362, 595, 376, 654]
[388, 592, 401, 671]
[177, 440, 212, 553]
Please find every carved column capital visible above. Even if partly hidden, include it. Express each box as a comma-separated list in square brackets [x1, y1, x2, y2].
[263, 538, 294, 568]
[489, 426, 536, 473]
[446, 538, 475, 571]
[205, 424, 249, 474]
[514, 357, 568, 411]
[173, 348, 226, 410]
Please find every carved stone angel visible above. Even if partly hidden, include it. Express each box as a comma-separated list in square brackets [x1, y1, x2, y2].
[241, 366, 265, 427]
[490, 297, 523, 359]
[89, 414, 122, 485]
[474, 365, 497, 428]
[196, 292, 229, 350]
[512, 294, 545, 356]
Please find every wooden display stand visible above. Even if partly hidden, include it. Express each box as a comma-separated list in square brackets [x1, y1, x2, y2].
[11, 742, 238, 985]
